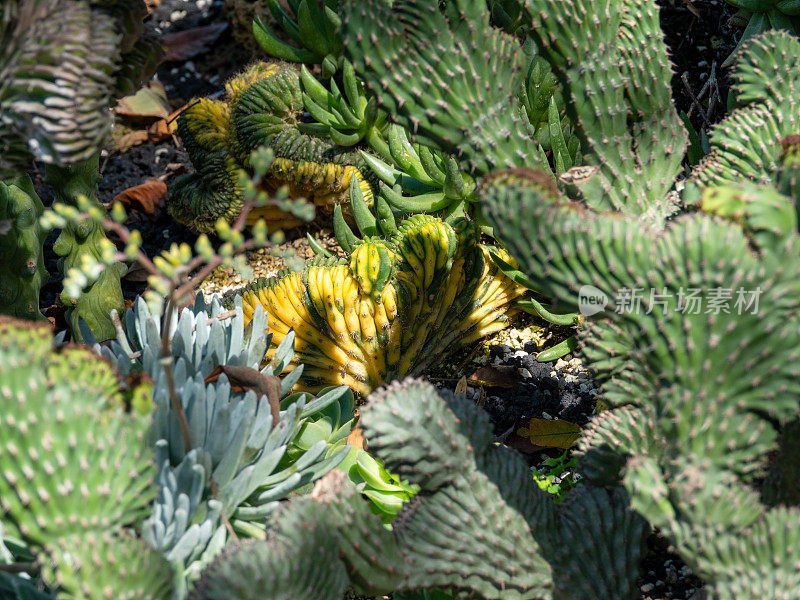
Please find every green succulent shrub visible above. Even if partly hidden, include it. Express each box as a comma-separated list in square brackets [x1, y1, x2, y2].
[190, 378, 648, 600]
[90, 293, 356, 597]
[0, 175, 48, 321]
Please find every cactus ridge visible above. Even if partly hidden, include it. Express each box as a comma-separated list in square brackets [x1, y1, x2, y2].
[192, 378, 649, 600]
[169, 62, 376, 232]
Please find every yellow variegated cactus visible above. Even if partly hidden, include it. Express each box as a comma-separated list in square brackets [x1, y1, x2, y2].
[169, 62, 375, 232]
[239, 215, 524, 395]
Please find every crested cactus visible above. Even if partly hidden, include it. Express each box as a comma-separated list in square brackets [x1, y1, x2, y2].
[0, 0, 162, 175]
[45, 155, 126, 342]
[0, 175, 48, 321]
[191, 378, 648, 600]
[169, 62, 375, 232]
[0, 315, 172, 599]
[92, 293, 354, 597]
[481, 163, 800, 598]
[236, 213, 525, 395]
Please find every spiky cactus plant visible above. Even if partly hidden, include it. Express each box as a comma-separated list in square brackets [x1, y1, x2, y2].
[235, 209, 524, 395]
[0, 315, 172, 599]
[343, 0, 685, 223]
[0, 175, 48, 320]
[1, 0, 162, 340]
[723, 0, 800, 64]
[0, 0, 161, 174]
[190, 378, 648, 600]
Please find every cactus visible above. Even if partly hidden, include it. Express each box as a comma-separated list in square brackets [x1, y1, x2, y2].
[690, 30, 800, 190]
[174, 10, 580, 227]
[723, 0, 800, 65]
[0, 175, 48, 320]
[342, 0, 683, 221]
[480, 163, 800, 598]
[45, 155, 126, 342]
[0, 0, 161, 175]
[236, 212, 524, 395]
[0, 315, 172, 599]
[169, 62, 375, 232]
[191, 378, 648, 600]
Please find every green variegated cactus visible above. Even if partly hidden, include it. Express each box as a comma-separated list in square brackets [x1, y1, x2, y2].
[0, 315, 172, 599]
[191, 378, 648, 600]
[0, 175, 48, 321]
[237, 211, 524, 395]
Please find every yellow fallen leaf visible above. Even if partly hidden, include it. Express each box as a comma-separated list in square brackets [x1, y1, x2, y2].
[517, 418, 581, 449]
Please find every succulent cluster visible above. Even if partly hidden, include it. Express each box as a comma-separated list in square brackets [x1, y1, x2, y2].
[236, 210, 524, 395]
[478, 27, 800, 600]
[191, 379, 648, 600]
[87, 293, 356, 596]
[169, 62, 375, 232]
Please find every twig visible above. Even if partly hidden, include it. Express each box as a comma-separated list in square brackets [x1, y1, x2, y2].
[0, 562, 36, 574]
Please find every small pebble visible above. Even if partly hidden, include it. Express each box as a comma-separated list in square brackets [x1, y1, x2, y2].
[640, 583, 655, 593]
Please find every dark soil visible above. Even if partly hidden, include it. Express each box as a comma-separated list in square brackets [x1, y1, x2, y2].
[658, 0, 739, 132]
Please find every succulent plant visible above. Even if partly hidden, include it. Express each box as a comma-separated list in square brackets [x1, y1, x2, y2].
[91, 293, 354, 597]
[484, 165, 800, 599]
[169, 62, 375, 232]
[723, 0, 800, 65]
[0, 175, 48, 321]
[44, 155, 126, 342]
[0, 315, 172, 599]
[342, 0, 684, 224]
[0, 0, 161, 175]
[190, 378, 648, 600]
[236, 210, 524, 395]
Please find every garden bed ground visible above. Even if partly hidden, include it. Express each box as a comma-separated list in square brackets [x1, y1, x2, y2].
[32, 1, 743, 597]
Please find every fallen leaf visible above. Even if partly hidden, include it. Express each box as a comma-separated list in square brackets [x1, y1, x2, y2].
[467, 365, 520, 388]
[123, 263, 151, 283]
[116, 129, 150, 152]
[347, 427, 365, 450]
[113, 178, 167, 216]
[163, 22, 228, 61]
[144, 0, 160, 14]
[516, 418, 581, 450]
[454, 375, 468, 395]
[115, 81, 171, 120]
[205, 365, 281, 426]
